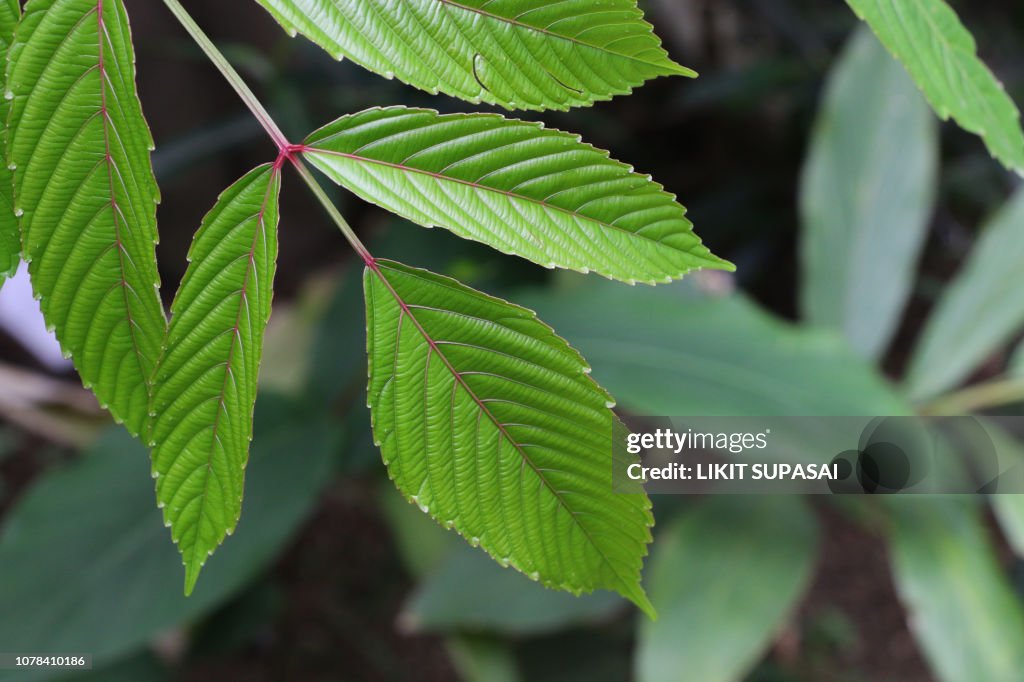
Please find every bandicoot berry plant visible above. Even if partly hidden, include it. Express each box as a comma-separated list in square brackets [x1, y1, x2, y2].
[1, 0, 1021, 617]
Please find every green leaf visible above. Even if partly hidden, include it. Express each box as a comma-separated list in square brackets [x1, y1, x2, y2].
[846, 0, 1024, 174]
[0, 0, 20, 290]
[637, 497, 819, 682]
[522, 279, 907, 417]
[906, 190, 1024, 402]
[403, 545, 624, 635]
[887, 498, 1024, 682]
[445, 637, 522, 682]
[7, 0, 165, 435]
[365, 259, 654, 614]
[253, 0, 693, 111]
[150, 165, 280, 595]
[801, 27, 937, 359]
[0, 397, 335, 681]
[305, 107, 730, 285]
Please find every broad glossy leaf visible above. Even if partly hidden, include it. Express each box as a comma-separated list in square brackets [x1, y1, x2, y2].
[846, 0, 1024, 174]
[906, 190, 1024, 402]
[7, 0, 165, 435]
[253, 0, 693, 111]
[523, 279, 907, 418]
[801, 27, 937, 359]
[306, 107, 730, 285]
[365, 260, 654, 614]
[637, 497, 819, 682]
[0, 0, 20, 290]
[0, 397, 335, 680]
[151, 165, 280, 594]
[887, 498, 1024, 682]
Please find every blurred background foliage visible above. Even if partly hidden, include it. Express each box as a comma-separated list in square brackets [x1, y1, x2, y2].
[2, 1, 1024, 680]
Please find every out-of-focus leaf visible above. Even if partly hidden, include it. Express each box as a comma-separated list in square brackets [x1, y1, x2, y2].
[307, 265, 367, 405]
[0, 395, 335, 680]
[380, 491, 522, 681]
[800, 27, 937, 359]
[403, 545, 624, 635]
[445, 637, 521, 682]
[982, 425, 1024, 557]
[378, 482, 462, 578]
[846, 0, 1024, 174]
[524, 279, 906, 417]
[253, 0, 693, 111]
[636, 496, 818, 682]
[888, 498, 1024, 682]
[906, 190, 1024, 402]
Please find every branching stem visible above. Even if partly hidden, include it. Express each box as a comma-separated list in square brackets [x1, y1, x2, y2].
[159, 0, 374, 265]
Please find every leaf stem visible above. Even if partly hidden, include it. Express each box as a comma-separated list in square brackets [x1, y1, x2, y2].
[920, 377, 1024, 415]
[159, 0, 374, 264]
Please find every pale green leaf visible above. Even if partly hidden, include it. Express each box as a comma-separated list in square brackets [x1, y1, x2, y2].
[403, 546, 624, 634]
[253, 0, 693, 111]
[7, 0, 165, 435]
[906, 190, 1024, 402]
[445, 637, 521, 682]
[846, 0, 1024, 174]
[365, 260, 654, 614]
[0, 397, 335, 678]
[887, 498, 1024, 682]
[0, 0, 20, 289]
[305, 107, 730, 285]
[637, 497, 819, 682]
[151, 164, 280, 595]
[523, 279, 907, 418]
[801, 27, 937, 359]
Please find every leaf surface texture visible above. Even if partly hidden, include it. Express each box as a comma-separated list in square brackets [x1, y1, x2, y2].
[847, 0, 1024, 173]
[306, 107, 729, 284]
[7, 0, 165, 434]
[253, 0, 692, 111]
[151, 164, 280, 594]
[0, 0, 20, 288]
[365, 260, 654, 612]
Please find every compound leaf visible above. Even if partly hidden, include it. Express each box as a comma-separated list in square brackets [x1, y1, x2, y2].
[846, 0, 1024, 174]
[305, 107, 730, 285]
[365, 260, 654, 613]
[253, 0, 693, 111]
[0, 0, 20, 290]
[151, 164, 281, 595]
[7, 0, 165, 435]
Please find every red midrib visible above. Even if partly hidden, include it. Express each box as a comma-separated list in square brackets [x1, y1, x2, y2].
[368, 261, 631, 586]
[302, 145, 688, 254]
[187, 166, 279, 571]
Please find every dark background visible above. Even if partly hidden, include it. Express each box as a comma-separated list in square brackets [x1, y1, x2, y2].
[2, 1, 1024, 681]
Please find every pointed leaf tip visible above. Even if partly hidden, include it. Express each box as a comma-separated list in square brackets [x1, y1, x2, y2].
[366, 260, 655, 607]
[152, 165, 281, 593]
[305, 107, 726, 285]
[254, 0, 692, 110]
